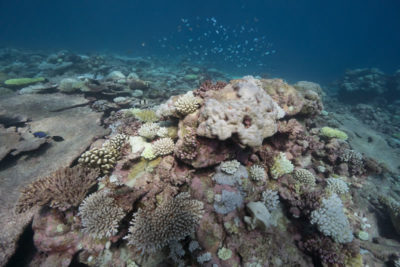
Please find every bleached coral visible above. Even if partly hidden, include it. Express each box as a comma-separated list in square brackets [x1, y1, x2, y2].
[138, 122, 160, 140]
[214, 190, 243, 214]
[197, 252, 212, 264]
[270, 152, 294, 179]
[141, 143, 156, 160]
[326, 178, 349, 195]
[174, 91, 202, 116]
[213, 164, 248, 186]
[293, 169, 316, 186]
[220, 160, 241, 174]
[78, 190, 125, 239]
[152, 137, 175, 156]
[261, 189, 280, 212]
[310, 194, 353, 243]
[125, 192, 204, 254]
[197, 76, 285, 147]
[249, 164, 266, 181]
[156, 127, 169, 137]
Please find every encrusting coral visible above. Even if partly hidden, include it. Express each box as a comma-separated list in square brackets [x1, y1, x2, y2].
[125, 192, 204, 254]
[16, 166, 99, 213]
[320, 126, 348, 140]
[78, 190, 125, 239]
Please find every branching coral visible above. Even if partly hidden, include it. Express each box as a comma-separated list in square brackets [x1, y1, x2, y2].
[326, 178, 349, 195]
[78, 190, 125, 239]
[261, 189, 280, 212]
[174, 91, 202, 116]
[249, 165, 266, 181]
[78, 134, 127, 174]
[174, 127, 198, 160]
[270, 152, 294, 179]
[310, 194, 353, 243]
[293, 169, 316, 186]
[125, 192, 204, 254]
[152, 137, 175, 156]
[138, 122, 160, 140]
[16, 166, 99, 213]
[220, 160, 241, 175]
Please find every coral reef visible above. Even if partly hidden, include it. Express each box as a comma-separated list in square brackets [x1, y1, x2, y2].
[16, 166, 99, 213]
[78, 190, 125, 239]
[270, 152, 294, 179]
[249, 164, 266, 181]
[152, 137, 175, 156]
[220, 159, 241, 174]
[138, 122, 160, 140]
[310, 194, 353, 243]
[320, 126, 348, 140]
[174, 91, 202, 116]
[125, 192, 204, 254]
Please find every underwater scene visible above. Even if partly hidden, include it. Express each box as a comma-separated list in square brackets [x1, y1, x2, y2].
[0, 0, 400, 266]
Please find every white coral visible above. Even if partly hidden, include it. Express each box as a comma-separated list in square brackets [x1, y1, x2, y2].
[220, 160, 241, 174]
[293, 169, 316, 186]
[197, 76, 285, 147]
[310, 194, 353, 243]
[249, 165, 266, 181]
[326, 178, 349, 195]
[261, 189, 279, 212]
[270, 152, 294, 179]
[152, 137, 175, 156]
[174, 91, 201, 115]
[138, 122, 160, 140]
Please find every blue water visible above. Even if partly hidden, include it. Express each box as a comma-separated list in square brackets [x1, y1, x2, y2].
[1, 0, 400, 83]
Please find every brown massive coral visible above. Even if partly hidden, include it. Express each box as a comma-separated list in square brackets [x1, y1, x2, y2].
[16, 166, 99, 213]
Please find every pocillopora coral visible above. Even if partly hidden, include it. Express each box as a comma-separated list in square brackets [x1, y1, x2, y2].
[4, 77, 45, 87]
[293, 169, 316, 186]
[218, 247, 233, 261]
[138, 122, 160, 140]
[220, 160, 241, 174]
[310, 193, 353, 243]
[326, 177, 349, 195]
[141, 143, 156, 160]
[249, 164, 266, 181]
[152, 137, 175, 156]
[270, 152, 294, 179]
[320, 127, 348, 140]
[174, 91, 202, 115]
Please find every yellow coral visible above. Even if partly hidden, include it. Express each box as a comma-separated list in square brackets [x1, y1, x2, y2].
[131, 109, 159, 122]
[320, 127, 348, 140]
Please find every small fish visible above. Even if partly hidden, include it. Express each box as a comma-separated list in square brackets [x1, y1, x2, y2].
[33, 131, 48, 138]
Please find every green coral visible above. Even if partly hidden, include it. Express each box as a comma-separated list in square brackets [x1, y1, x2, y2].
[320, 127, 348, 140]
[270, 152, 294, 179]
[129, 109, 159, 122]
[4, 77, 45, 87]
[218, 247, 233, 260]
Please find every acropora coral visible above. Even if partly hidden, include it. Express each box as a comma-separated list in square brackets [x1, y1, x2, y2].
[125, 192, 204, 254]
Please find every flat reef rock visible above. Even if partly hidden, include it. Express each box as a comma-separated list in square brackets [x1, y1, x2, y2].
[0, 93, 109, 265]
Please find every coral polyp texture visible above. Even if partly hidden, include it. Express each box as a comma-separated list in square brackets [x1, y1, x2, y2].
[125, 192, 204, 254]
[174, 91, 202, 116]
[152, 137, 175, 156]
[270, 152, 294, 179]
[138, 122, 160, 140]
[220, 159, 241, 174]
[16, 166, 99, 213]
[78, 134, 127, 174]
[249, 164, 267, 181]
[78, 190, 125, 239]
[326, 177, 349, 195]
[310, 194, 353, 243]
[196, 76, 285, 147]
[293, 169, 316, 186]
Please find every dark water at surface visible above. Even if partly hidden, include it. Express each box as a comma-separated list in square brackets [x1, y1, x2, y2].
[1, 0, 400, 83]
